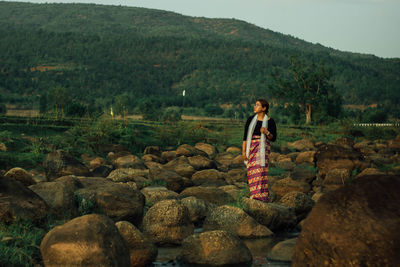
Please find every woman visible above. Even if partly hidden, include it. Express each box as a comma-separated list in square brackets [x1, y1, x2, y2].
[242, 99, 277, 202]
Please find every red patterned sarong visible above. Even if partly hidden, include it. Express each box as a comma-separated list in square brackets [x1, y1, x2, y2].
[247, 135, 270, 202]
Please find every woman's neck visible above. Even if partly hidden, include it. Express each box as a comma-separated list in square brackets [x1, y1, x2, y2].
[257, 113, 265, 120]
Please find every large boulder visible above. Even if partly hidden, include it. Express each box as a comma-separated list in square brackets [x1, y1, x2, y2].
[191, 169, 226, 186]
[163, 156, 196, 178]
[160, 150, 177, 162]
[180, 230, 252, 266]
[115, 221, 158, 267]
[176, 144, 208, 157]
[113, 154, 146, 169]
[279, 191, 314, 221]
[295, 151, 316, 165]
[290, 166, 316, 184]
[203, 205, 273, 238]
[292, 175, 400, 267]
[315, 144, 365, 180]
[187, 155, 216, 170]
[267, 238, 297, 263]
[0, 175, 48, 224]
[224, 168, 247, 184]
[41, 214, 130, 267]
[179, 186, 231, 206]
[149, 165, 185, 192]
[75, 181, 145, 225]
[287, 139, 316, 152]
[4, 167, 36, 186]
[195, 142, 218, 159]
[271, 177, 311, 200]
[180, 196, 215, 226]
[242, 197, 297, 231]
[29, 181, 78, 219]
[107, 168, 149, 182]
[43, 150, 91, 181]
[214, 152, 236, 169]
[142, 199, 194, 245]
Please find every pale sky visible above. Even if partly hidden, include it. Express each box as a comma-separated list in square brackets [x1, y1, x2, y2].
[4, 0, 400, 58]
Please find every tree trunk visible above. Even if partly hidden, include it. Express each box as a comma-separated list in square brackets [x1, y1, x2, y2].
[305, 104, 312, 124]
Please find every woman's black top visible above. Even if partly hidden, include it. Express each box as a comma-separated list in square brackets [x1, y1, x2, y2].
[243, 116, 277, 142]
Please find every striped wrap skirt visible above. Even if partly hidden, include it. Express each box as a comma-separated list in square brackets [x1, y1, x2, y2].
[247, 135, 271, 202]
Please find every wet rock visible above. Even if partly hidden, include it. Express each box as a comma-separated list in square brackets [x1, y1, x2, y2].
[142, 199, 194, 245]
[180, 230, 252, 266]
[41, 214, 130, 267]
[115, 221, 158, 267]
[191, 169, 226, 186]
[4, 167, 36, 186]
[0, 174, 48, 224]
[242, 197, 297, 231]
[292, 175, 400, 267]
[43, 150, 91, 181]
[140, 186, 179, 206]
[195, 143, 218, 159]
[267, 238, 297, 262]
[179, 186, 231, 206]
[203, 205, 273, 238]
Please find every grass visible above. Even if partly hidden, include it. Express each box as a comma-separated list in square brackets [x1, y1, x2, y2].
[227, 187, 250, 210]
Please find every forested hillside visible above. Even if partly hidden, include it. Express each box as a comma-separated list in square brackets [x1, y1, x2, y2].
[0, 1, 399, 118]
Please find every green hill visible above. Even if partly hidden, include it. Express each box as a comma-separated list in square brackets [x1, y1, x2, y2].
[0, 1, 399, 115]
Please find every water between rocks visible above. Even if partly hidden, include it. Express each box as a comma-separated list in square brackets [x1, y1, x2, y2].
[152, 228, 297, 267]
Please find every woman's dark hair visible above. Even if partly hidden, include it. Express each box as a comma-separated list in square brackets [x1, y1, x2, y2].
[257, 98, 269, 113]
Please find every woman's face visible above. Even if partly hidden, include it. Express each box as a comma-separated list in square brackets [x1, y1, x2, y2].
[253, 101, 266, 114]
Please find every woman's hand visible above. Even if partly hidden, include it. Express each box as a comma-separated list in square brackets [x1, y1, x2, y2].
[242, 154, 248, 161]
[260, 127, 269, 135]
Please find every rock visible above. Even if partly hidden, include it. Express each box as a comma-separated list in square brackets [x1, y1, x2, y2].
[179, 186, 231, 206]
[181, 196, 215, 226]
[355, 167, 385, 179]
[176, 144, 208, 157]
[276, 160, 296, 171]
[142, 199, 194, 245]
[231, 154, 247, 169]
[149, 166, 185, 192]
[295, 151, 316, 165]
[225, 169, 247, 184]
[107, 168, 149, 182]
[91, 165, 113, 178]
[106, 150, 132, 162]
[214, 151, 236, 167]
[267, 238, 297, 262]
[115, 221, 158, 267]
[315, 144, 365, 180]
[292, 175, 400, 267]
[141, 154, 164, 163]
[323, 168, 351, 186]
[75, 182, 145, 225]
[187, 155, 217, 171]
[328, 137, 355, 149]
[100, 144, 129, 154]
[163, 156, 196, 178]
[195, 143, 218, 159]
[4, 167, 36, 186]
[279, 192, 314, 221]
[203, 205, 273, 238]
[89, 157, 107, 169]
[367, 154, 393, 167]
[41, 214, 130, 267]
[191, 169, 226, 186]
[29, 181, 78, 219]
[43, 150, 91, 181]
[0, 142, 6, 152]
[219, 185, 241, 202]
[53, 175, 84, 191]
[143, 146, 162, 156]
[387, 136, 400, 151]
[271, 177, 311, 200]
[290, 166, 316, 184]
[226, 146, 242, 154]
[180, 230, 252, 266]
[287, 139, 316, 151]
[113, 154, 146, 169]
[311, 192, 324, 202]
[140, 186, 179, 206]
[161, 151, 177, 162]
[0, 175, 48, 224]
[241, 197, 297, 231]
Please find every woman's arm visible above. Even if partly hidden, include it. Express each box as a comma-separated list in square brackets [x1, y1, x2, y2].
[242, 140, 247, 160]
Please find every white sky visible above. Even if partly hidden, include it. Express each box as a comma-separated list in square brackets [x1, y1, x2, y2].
[4, 0, 400, 58]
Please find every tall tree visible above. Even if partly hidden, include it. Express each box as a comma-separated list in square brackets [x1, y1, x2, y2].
[271, 57, 341, 124]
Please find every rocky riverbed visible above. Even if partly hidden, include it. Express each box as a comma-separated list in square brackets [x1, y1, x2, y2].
[1, 136, 400, 266]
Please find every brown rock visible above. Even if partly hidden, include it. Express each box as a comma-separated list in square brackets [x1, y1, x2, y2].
[191, 169, 226, 186]
[89, 157, 107, 169]
[43, 150, 91, 181]
[226, 146, 241, 154]
[290, 166, 316, 184]
[194, 143, 218, 159]
[295, 151, 316, 165]
[287, 139, 316, 151]
[0, 175, 48, 224]
[176, 144, 208, 157]
[279, 191, 314, 221]
[355, 167, 385, 179]
[0, 142, 6, 152]
[179, 186, 231, 206]
[181, 196, 215, 226]
[141, 154, 164, 163]
[115, 221, 158, 267]
[271, 178, 311, 200]
[187, 155, 216, 170]
[214, 152, 236, 168]
[267, 238, 297, 262]
[41, 214, 130, 267]
[203, 205, 273, 238]
[107, 168, 149, 182]
[114, 154, 146, 169]
[276, 160, 296, 171]
[161, 150, 177, 162]
[140, 186, 179, 206]
[142, 199, 194, 245]
[323, 168, 351, 186]
[149, 165, 185, 192]
[4, 167, 36, 186]
[180, 230, 252, 266]
[163, 156, 196, 178]
[225, 169, 247, 184]
[143, 146, 162, 156]
[292, 175, 400, 267]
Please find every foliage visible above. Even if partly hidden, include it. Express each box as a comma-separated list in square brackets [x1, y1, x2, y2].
[161, 106, 182, 122]
[142, 179, 168, 187]
[227, 187, 250, 210]
[74, 193, 101, 216]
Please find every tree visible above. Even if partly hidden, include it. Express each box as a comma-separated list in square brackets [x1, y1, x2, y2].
[48, 86, 71, 118]
[271, 57, 342, 124]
